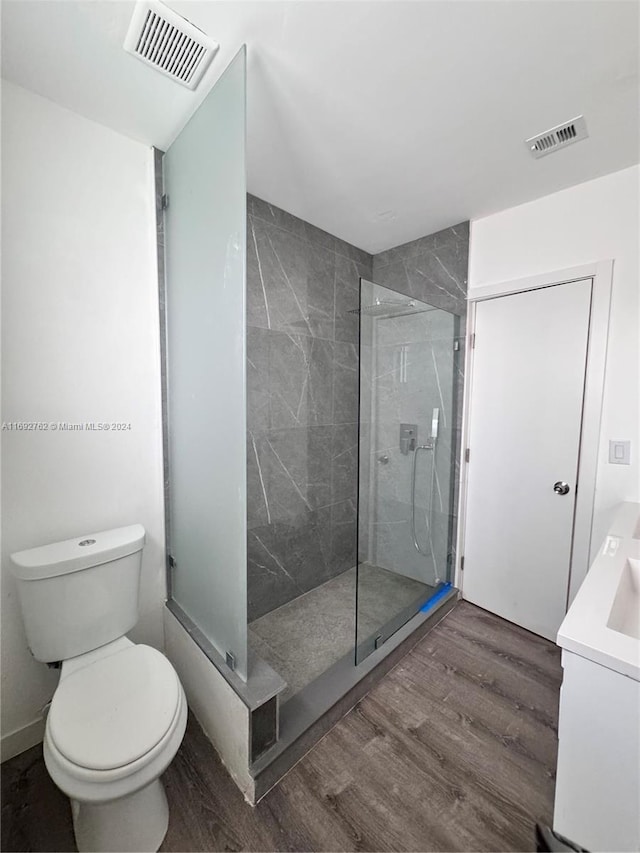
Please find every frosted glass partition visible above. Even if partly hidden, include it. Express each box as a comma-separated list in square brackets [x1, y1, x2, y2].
[164, 48, 248, 679]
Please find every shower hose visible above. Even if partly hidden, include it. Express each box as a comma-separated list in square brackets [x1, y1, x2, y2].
[411, 441, 437, 565]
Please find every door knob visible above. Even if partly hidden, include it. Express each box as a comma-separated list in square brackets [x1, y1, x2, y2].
[553, 481, 570, 495]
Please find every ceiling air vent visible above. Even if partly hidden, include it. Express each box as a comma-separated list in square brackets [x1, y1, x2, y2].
[526, 116, 588, 159]
[124, 0, 219, 90]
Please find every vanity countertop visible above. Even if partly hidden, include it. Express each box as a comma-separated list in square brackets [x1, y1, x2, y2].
[557, 501, 640, 681]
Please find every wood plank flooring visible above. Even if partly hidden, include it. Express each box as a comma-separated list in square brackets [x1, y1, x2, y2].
[1, 602, 562, 852]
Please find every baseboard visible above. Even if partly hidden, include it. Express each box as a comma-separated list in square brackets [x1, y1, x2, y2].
[1, 716, 45, 763]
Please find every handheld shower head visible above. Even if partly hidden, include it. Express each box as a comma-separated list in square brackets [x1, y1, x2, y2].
[431, 408, 440, 440]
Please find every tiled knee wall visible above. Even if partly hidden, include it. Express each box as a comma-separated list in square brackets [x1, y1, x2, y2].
[246, 193, 469, 622]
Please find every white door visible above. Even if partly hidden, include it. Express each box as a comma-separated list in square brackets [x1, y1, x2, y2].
[463, 279, 592, 640]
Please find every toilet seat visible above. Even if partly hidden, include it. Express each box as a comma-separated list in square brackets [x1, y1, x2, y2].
[48, 644, 181, 771]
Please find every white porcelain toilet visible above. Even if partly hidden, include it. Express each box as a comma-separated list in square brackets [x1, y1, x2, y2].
[10, 524, 187, 853]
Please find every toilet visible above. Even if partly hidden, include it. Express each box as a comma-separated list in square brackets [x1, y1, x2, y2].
[10, 524, 187, 853]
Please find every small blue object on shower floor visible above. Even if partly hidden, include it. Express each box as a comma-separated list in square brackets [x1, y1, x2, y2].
[420, 582, 453, 613]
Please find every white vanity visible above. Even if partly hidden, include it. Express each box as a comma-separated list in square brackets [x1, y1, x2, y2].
[554, 502, 640, 852]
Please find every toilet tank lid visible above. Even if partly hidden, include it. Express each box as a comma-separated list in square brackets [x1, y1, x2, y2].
[10, 524, 146, 581]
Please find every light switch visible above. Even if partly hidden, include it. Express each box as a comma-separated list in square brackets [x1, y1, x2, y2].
[602, 535, 621, 556]
[609, 440, 631, 465]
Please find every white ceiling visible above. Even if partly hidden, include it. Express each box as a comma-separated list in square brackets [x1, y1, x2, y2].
[2, 0, 639, 253]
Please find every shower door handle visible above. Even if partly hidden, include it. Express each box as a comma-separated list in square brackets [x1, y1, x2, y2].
[553, 481, 570, 495]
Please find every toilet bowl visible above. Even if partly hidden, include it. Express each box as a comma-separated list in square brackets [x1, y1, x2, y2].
[10, 525, 187, 853]
[43, 637, 187, 852]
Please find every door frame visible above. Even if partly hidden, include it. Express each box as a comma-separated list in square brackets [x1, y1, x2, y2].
[456, 260, 613, 608]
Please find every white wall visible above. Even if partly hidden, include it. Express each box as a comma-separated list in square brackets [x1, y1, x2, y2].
[468, 165, 639, 565]
[1, 82, 166, 759]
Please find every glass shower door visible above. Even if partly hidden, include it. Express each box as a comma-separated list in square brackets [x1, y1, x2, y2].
[356, 280, 457, 662]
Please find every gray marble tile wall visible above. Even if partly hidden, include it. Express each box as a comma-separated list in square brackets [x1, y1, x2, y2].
[246, 195, 372, 621]
[246, 200, 469, 622]
[372, 223, 469, 575]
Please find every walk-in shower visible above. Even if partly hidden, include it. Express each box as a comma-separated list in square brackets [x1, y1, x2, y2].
[356, 280, 457, 662]
[247, 278, 458, 687]
[159, 48, 466, 798]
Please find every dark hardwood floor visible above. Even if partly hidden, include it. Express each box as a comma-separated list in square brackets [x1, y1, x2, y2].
[1, 602, 562, 852]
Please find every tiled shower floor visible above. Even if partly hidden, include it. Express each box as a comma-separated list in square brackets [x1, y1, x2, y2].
[249, 565, 432, 702]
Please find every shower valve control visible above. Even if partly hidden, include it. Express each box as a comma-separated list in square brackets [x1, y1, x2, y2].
[400, 423, 417, 455]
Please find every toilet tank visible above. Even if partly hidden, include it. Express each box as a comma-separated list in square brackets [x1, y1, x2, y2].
[10, 525, 145, 663]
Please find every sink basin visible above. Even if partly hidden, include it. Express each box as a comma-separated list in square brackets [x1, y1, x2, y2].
[558, 502, 640, 682]
[607, 558, 640, 640]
